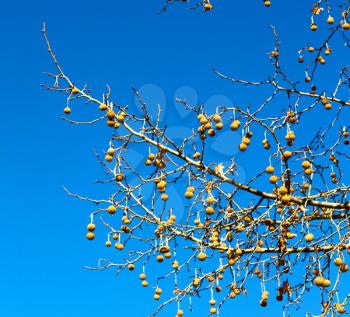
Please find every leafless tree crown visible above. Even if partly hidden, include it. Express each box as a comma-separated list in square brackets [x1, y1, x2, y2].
[43, 1, 350, 316]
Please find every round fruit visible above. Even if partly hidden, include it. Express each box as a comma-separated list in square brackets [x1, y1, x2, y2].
[86, 232, 95, 240]
[302, 160, 311, 169]
[87, 223, 96, 232]
[115, 173, 124, 182]
[343, 22, 350, 30]
[107, 147, 115, 156]
[269, 175, 278, 184]
[305, 233, 314, 242]
[71, 87, 79, 94]
[327, 16, 334, 24]
[198, 252, 208, 261]
[63, 107, 71, 114]
[105, 241, 112, 247]
[128, 263, 135, 271]
[107, 205, 116, 215]
[334, 258, 343, 266]
[230, 120, 241, 131]
[265, 166, 274, 174]
[105, 155, 113, 162]
[115, 242, 124, 250]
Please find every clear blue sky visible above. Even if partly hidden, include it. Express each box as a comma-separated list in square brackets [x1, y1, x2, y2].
[1, 1, 349, 316]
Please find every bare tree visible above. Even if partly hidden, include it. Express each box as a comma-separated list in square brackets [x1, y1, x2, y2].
[43, 1, 350, 316]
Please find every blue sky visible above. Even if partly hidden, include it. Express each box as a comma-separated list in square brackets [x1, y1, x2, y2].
[1, 1, 349, 316]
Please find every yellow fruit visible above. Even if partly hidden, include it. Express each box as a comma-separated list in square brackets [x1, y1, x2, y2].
[343, 22, 350, 30]
[314, 276, 324, 287]
[107, 147, 115, 156]
[63, 107, 71, 114]
[172, 260, 179, 269]
[304, 168, 314, 175]
[282, 151, 292, 160]
[155, 287, 162, 295]
[105, 241, 112, 247]
[334, 258, 343, 266]
[322, 278, 331, 287]
[105, 155, 113, 162]
[206, 196, 215, 204]
[264, 0, 271, 7]
[209, 299, 216, 305]
[324, 103, 332, 110]
[301, 160, 311, 169]
[262, 291, 269, 300]
[265, 166, 274, 174]
[213, 114, 221, 123]
[128, 263, 135, 271]
[141, 280, 148, 287]
[269, 175, 278, 184]
[239, 143, 247, 151]
[107, 110, 116, 120]
[310, 23, 318, 31]
[71, 87, 79, 94]
[86, 232, 95, 240]
[327, 16, 334, 24]
[161, 193, 168, 201]
[230, 120, 241, 131]
[206, 206, 215, 215]
[204, 3, 213, 11]
[185, 191, 194, 199]
[210, 307, 217, 314]
[305, 233, 314, 242]
[198, 252, 208, 261]
[115, 173, 124, 182]
[107, 205, 116, 215]
[157, 180, 166, 190]
[99, 103, 108, 111]
[87, 223, 96, 232]
[115, 242, 124, 250]
[153, 294, 160, 300]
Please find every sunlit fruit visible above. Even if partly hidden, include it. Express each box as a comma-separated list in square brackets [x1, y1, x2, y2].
[99, 103, 108, 111]
[107, 205, 116, 214]
[107, 147, 115, 156]
[128, 263, 135, 271]
[265, 166, 274, 174]
[327, 16, 334, 24]
[105, 241, 111, 247]
[305, 233, 314, 242]
[71, 87, 79, 94]
[105, 154, 113, 162]
[87, 223, 96, 232]
[86, 232, 95, 240]
[115, 242, 124, 250]
[343, 22, 350, 30]
[115, 173, 124, 182]
[198, 252, 208, 261]
[302, 160, 311, 169]
[63, 107, 71, 114]
[204, 3, 213, 11]
[141, 280, 148, 287]
[334, 258, 343, 266]
[230, 120, 241, 131]
[269, 175, 278, 184]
